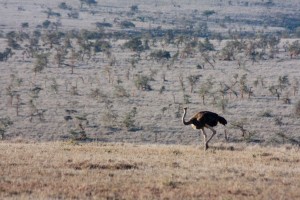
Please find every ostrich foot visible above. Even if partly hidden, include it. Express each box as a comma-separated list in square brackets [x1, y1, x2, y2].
[204, 143, 209, 151]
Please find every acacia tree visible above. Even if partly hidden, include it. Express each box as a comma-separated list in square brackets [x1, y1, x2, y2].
[33, 53, 49, 76]
[289, 40, 300, 58]
[54, 46, 67, 68]
[42, 31, 61, 49]
[123, 37, 144, 52]
[202, 10, 216, 20]
[198, 83, 210, 105]
[187, 75, 201, 93]
[79, 0, 97, 8]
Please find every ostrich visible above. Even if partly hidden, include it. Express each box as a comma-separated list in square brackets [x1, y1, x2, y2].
[182, 107, 227, 150]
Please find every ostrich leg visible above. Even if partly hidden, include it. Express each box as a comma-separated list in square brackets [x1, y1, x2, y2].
[205, 125, 216, 150]
[201, 128, 208, 150]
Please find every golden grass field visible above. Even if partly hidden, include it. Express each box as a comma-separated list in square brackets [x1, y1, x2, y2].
[1, 141, 299, 199]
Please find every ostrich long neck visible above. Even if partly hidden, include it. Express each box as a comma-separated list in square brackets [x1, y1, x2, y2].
[182, 109, 192, 125]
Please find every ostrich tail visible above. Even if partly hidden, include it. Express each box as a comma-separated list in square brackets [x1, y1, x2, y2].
[218, 116, 227, 126]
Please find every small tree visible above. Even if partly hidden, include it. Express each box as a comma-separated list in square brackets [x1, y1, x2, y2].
[42, 20, 51, 28]
[134, 75, 151, 91]
[199, 38, 215, 52]
[122, 107, 137, 131]
[198, 83, 210, 105]
[21, 22, 29, 28]
[33, 53, 49, 76]
[0, 117, 13, 139]
[101, 103, 118, 128]
[202, 10, 216, 20]
[289, 40, 300, 58]
[120, 21, 135, 29]
[114, 85, 129, 98]
[187, 75, 201, 93]
[292, 77, 299, 96]
[123, 37, 144, 52]
[217, 98, 229, 113]
[130, 5, 138, 12]
[54, 46, 67, 68]
[278, 75, 289, 92]
[149, 50, 171, 61]
[295, 100, 300, 117]
[79, 0, 97, 8]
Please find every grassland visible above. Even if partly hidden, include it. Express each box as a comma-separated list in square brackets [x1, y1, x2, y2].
[1, 142, 299, 199]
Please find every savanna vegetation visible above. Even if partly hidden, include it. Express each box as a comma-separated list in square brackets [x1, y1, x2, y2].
[0, 0, 300, 199]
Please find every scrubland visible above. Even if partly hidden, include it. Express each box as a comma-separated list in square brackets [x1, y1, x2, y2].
[0, 0, 300, 199]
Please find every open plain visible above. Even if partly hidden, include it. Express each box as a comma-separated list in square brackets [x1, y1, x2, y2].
[1, 142, 300, 199]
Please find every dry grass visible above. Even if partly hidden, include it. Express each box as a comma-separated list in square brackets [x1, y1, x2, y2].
[0, 141, 299, 199]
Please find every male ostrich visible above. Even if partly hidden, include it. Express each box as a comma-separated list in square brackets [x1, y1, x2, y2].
[182, 107, 227, 150]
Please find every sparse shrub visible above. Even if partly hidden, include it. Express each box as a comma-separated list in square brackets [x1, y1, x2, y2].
[134, 75, 152, 91]
[0, 48, 13, 61]
[149, 50, 171, 61]
[130, 5, 138, 12]
[70, 86, 79, 95]
[79, 0, 97, 8]
[50, 78, 59, 94]
[195, 22, 209, 37]
[230, 118, 253, 138]
[259, 110, 273, 117]
[161, 107, 168, 115]
[58, 2, 71, 10]
[69, 115, 88, 140]
[114, 85, 129, 98]
[289, 40, 300, 58]
[33, 53, 49, 76]
[21, 22, 29, 28]
[295, 100, 300, 117]
[101, 104, 118, 128]
[0, 117, 13, 139]
[28, 99, 46, 122]
[239, 74, 250, 99]
[95, 22, 112, 28]
[122, 107, 137, 131]
[30, 86, 42, 99]
[183, 94, 191, 104]
[120, 21, 135, 28]
[278, 75, 289, 92]
[198, 83, 211, 105]
[89, 88, 105, 100]
[159, 86, 166, 94]
[217, 98, 228, 112]
[178, 75, 185, 92]
[123, 37, 144, 52]
[269, 85, 281, 100]
[202, 10, 216, 20]
[292, 77, 299, 96]
[199, 38, 215, 52]
[68, 11, 79, 19]
[7, 37, 20, 49]
[93, 40, 111, 53]
[44, 8, 61, 18]
[274, 117, 283, 126]
[294, 26, 300, 38]
[42, 20, 51, 29]
[187, 75, 201, 93]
